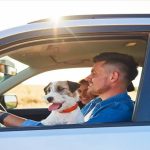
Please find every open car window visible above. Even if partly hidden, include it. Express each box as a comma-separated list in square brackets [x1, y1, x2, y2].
[5, 66, 142, 109]
[0, 34, 147, 112]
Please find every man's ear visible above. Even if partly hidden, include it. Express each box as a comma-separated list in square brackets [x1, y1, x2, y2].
[110, 71, 119, 83]
[67, 81, 80, 93]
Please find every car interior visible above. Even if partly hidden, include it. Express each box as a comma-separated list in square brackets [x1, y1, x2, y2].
[0, 32, 148, 126]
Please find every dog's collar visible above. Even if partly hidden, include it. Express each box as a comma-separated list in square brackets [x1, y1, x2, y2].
[60, 103, 78, 113]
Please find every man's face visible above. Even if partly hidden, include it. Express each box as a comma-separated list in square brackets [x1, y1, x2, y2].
[87, 61, 112, 96]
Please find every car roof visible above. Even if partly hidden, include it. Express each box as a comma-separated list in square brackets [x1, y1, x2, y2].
[0, 14, 149, 71]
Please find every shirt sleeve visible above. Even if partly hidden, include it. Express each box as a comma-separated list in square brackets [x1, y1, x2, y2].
[21, 119, 44, 127]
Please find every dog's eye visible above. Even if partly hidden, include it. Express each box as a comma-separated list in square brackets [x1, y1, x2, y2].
[47, 88, 51, 93]
[57, 86, 65, 92]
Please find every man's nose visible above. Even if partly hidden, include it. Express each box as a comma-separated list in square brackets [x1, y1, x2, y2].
[85, 74, 92, 82]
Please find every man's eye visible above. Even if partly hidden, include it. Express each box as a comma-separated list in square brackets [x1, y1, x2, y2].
[57, 86, 65, 92]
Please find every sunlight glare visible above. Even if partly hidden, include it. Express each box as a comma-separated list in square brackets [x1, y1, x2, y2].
[49, 14, 62, 24]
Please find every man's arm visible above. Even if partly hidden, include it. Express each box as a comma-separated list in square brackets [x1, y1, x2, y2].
[0, 111, 27, 127]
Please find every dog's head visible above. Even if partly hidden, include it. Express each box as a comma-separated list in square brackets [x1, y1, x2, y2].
[44, 81, 80, 112]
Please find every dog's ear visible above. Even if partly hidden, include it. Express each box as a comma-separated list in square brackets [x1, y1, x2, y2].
[67, 81, 80, 93]
[44, 83, 51, 94]
[44, 85, 48, 94]
[43, 86, 47, 94]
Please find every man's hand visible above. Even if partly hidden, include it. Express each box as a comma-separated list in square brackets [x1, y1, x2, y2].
[0, 104, 26, 127]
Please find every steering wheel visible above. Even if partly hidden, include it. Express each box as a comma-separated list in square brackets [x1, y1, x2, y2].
[0, 103, 7, 112]
[0, 104, 7, 127]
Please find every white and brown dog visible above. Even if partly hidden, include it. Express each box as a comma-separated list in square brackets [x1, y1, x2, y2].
[41, 81, 84, 125]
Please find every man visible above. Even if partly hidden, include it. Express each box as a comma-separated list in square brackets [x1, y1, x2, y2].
[82, 52, 138, 123]
[0, 52, 138, 126]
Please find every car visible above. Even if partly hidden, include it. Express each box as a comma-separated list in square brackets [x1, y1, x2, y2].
[0, 14, 150, 150]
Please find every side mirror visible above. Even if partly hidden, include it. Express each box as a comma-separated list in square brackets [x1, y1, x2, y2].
[1, 95, 18, 109]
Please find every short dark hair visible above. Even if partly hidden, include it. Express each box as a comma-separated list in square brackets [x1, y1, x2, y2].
[93, 52, 138, 83]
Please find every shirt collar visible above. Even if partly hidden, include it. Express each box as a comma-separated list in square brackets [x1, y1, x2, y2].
[100, 92, 131, 107]
[90, 97, 102, 105]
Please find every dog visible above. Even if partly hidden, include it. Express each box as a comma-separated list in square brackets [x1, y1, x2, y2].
[41, 81, 84, 125]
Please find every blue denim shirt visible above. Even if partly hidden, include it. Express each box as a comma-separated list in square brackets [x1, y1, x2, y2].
[21, 92, 134, 127]
[21, 119, 43, 127]
[82, 92, 134, 124]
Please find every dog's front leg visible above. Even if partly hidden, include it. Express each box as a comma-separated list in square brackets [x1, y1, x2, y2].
[41, 111, 63, 125]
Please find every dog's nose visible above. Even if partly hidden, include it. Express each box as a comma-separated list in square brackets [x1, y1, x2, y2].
[47, 97, 54, 103]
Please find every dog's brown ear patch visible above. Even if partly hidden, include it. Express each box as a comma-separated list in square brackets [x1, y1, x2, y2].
[44, 83, 52, 94]
[67, 81, 80, 93]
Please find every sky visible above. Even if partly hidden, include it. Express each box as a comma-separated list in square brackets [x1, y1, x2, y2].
[0, 0, 146, 85]
[1, 0, 150, 31]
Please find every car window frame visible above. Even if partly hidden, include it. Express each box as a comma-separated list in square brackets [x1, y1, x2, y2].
[0, 17, 150, 130]
[132, 33, 150, 122]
